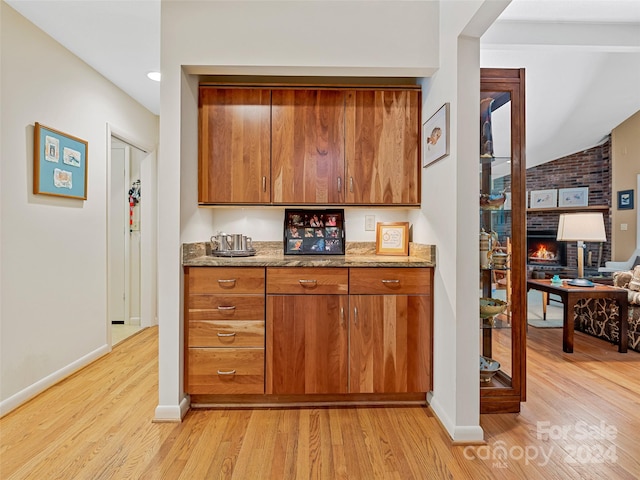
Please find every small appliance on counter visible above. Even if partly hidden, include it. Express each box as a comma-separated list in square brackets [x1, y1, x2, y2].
[210, 232, 256, 257]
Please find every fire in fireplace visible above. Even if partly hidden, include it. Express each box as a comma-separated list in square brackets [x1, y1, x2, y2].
[527, 230, 567, 267]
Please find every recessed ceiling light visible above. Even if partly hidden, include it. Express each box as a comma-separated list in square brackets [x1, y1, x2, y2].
[147, 71, 161, 82]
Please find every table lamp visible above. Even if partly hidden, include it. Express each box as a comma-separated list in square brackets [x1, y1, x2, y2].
[556, 212, 607, 287]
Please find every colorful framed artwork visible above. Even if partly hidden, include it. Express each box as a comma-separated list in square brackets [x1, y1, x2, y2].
[34, 123, 88, 200]
[283, 209, 345, 255]
[376, 222, 409, 256]
[422, 103, 450, 168]
[558, 187, 588, 207]
[529, 189, 557, 209]
[618, 189, 634, 210]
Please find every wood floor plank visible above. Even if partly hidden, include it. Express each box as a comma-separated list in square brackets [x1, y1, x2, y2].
[2, 325, 640, 479]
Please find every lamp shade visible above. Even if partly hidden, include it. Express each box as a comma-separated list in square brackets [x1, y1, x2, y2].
[556, 213, 606, 242]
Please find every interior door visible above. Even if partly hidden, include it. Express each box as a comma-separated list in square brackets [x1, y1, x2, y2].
[109, 143, 129, 324]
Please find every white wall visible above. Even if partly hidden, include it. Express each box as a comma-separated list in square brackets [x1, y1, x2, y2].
[410, 0, 510, 442]
[0, 2, 159, 414]
[158, 0, 505, 441]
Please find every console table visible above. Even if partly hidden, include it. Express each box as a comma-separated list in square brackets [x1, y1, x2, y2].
[527, 279, 628, 353]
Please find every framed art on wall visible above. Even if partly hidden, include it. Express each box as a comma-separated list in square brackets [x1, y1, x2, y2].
[34, 123, 88, 200]
[529, 189, 557, 209]
[375, 222, 409, 256]
[558, 187, 588, 207]
[618, 189, 634, 210]
[422, 103, 450, 168]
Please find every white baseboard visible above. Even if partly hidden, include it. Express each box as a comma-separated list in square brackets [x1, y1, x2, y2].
[428, 392, 485, 443]
[153, 395, 190, 422]
[0, 344, 110, 417]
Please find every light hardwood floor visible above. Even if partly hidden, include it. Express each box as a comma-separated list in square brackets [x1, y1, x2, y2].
[1, 326, 639, 479]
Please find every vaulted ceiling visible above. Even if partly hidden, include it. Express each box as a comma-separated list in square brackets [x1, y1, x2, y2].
[6, 0, 640, 168]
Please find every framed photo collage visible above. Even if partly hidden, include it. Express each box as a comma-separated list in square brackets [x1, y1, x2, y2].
[283, 209, 345, 255]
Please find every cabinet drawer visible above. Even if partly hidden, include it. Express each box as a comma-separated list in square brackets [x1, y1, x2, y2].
[187, 348, 264, 394]
[349, 268, 432, 295]
[187, 267, 265, 294]
[188, 294, 264, 320]
[267, 267, 348, 294]
[189, 320, 265, 347]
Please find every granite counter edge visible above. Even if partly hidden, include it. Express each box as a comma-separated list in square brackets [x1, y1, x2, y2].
[182, 241, 436, 268]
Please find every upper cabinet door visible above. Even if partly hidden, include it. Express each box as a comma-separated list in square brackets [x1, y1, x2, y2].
[271, 90, 346, 204]
[198, 88, 271, 204]
[345, 90, 420, 205]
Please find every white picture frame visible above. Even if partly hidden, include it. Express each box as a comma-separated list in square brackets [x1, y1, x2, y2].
[558, 187, 589, 207]
[529, 189, 557, 209]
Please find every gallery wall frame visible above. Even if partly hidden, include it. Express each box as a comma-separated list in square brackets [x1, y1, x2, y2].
[375, 222, 409, 256]
[34, 123, 88, 200]
[617, 189, 634, 210]
[558, 187, 589, 207]
[529, 189, 557, 209]
[422, 103, 450, 168]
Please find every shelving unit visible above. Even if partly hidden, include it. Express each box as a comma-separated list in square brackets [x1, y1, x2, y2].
[479, 68, 527, 414]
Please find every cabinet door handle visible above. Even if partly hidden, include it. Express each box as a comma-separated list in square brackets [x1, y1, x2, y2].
[262, 176, 266, 192]
[217, 369, 236, 375]
[217, 305, 236, 311]
[353, 306, 358, 325]
[217, 279, 236, 285]
[337, 177, 342, 192]
[217, 332, 236, 337]
[381, 279, 400, 284]
[298, 279, 317, 286]
[340, 307, 344, 327]
[349, 177, 354, 193]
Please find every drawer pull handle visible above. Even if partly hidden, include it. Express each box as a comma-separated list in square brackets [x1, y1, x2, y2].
[217, 305, 236, 311]
[217, 279, 236, 287]
[299, 279, 317, 286]
[381, 279, 400, 284]
[217, 369, 236, 375]
[217, 332, 236, 337]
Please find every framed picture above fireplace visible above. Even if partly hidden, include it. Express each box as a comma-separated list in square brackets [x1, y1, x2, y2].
[529, 189, 557, 209]
[559, 187, 588, 207]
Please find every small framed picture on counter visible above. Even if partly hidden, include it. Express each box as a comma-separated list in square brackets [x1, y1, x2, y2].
[283, 209, 345, 255]
[376, 222, 409, 256]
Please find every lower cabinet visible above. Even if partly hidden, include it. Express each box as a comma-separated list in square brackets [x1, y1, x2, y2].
[266, 294, 348, 394]
[349, 295, 431, 393]
[266, 266, 432, 395]
[184, 266, 265, 395]
[185, 265, 433, 399]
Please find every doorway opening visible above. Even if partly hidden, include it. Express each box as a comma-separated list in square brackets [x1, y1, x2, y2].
[107, 126, 157, 347]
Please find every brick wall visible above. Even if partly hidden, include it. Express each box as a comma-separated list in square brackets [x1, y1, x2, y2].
[526, 138, 612, 269]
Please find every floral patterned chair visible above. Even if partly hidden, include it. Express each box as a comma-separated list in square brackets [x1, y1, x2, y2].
[574, 267, 640, 352]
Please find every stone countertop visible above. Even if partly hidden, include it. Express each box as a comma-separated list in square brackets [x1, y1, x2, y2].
[182, 241, 435, 268]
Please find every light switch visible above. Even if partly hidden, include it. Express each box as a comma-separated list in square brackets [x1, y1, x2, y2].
[365, 215, 375, 231]
[621, 223, 628, 231]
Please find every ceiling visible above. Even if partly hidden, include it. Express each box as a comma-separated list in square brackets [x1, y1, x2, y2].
[6, 0, 640, 167]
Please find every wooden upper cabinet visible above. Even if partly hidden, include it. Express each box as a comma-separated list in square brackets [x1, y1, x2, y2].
[198, 87, 271, 204]
[271, 90, 346, 204]
[345, 89, 420, 205]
